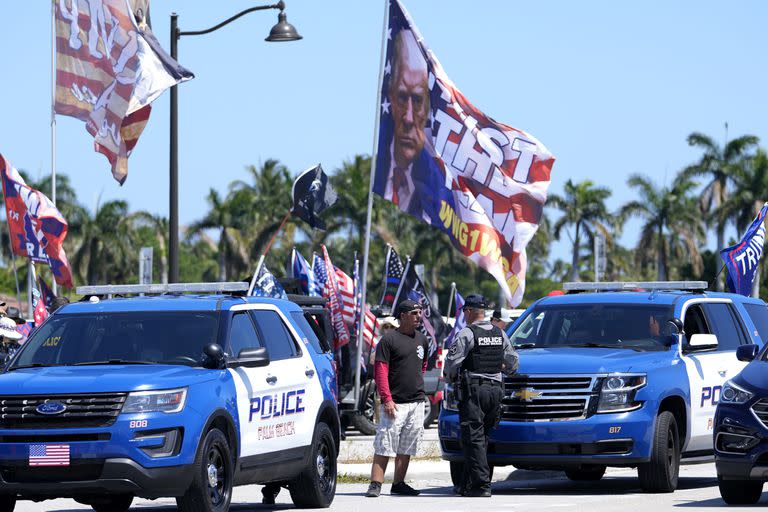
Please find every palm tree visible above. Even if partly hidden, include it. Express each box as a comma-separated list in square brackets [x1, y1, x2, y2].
[620, 174, 704, 281]
[229, 159, 293, 260]
[548, 179, 613, 281]
[186, 189, 246, 281]
[682, 129, 759, 289]
[717, 150, 768, 296]
[71, 200, 138, 285]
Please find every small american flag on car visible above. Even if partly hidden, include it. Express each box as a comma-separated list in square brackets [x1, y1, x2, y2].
[29, 444, 70, 466]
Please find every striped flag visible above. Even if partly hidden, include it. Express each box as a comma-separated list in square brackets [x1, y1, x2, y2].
[321, 246, 350, 349]
[312, 253, 327, 287]
[379, 245, 404, 312]
[353, 257, 379, 370]
[334, 267, 356, 327]
[29, 444, 70, 466]
[54, 0, 193, 183]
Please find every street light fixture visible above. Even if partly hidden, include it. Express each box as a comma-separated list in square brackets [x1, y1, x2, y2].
[169, 1, 301, 283]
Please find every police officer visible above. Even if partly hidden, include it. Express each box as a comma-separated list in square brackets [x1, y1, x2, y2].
[444, 294, 518, 497]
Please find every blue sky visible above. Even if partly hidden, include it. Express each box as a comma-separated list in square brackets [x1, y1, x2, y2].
[1, 1, 766, 265]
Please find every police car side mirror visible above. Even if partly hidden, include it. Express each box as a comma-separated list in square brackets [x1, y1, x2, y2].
[202, 343, 227, 370]
[235, 347, 270, 368]
[737, 344, 759, 362]
[687, 333, 718, 351]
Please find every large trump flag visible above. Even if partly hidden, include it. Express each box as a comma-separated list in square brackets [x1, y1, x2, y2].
[720, 202, 768, 297]
[54, 0, 193, 183]
[372, 0, 555, 306]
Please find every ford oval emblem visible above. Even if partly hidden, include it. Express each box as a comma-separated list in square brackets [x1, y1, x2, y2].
[36, 402, 67, 415]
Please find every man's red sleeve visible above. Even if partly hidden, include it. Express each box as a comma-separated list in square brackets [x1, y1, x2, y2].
[374, 360, 392, 404]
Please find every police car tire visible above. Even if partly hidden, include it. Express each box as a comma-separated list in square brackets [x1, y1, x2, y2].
[90, 494, 133, 512]
[176, 428, 233, 512]
[564, 465, 606, 481]
[0, 495, 15, 512]
[289, 422, 337, 508]
[718, 476, 763, 505]
[638, 411, 679, 493]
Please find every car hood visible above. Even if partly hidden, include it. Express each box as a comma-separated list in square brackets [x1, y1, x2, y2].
[517, 347, 670, 375]
[735, 360, 768, 391]
[0, 365, 219, 394]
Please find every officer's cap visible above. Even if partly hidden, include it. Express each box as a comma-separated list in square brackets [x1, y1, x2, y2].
[464, 294, 488, 309]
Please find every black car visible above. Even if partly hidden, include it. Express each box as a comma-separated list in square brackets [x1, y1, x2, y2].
[714, 342, 768, 504]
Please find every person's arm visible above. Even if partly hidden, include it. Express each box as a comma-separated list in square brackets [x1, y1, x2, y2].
[444, 328, 473, 382]
[501, 331, 519, 375]
[374, 360, 393, 404]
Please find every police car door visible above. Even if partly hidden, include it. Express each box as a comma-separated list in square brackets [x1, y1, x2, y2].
[681, 299, 751, 452]
[249, 306, 320, 451]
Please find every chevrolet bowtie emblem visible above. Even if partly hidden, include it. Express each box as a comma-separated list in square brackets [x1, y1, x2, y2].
[514, 388, 542, 402]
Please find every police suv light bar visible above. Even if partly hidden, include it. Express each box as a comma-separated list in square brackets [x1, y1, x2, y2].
[76, 282, 249, 296]
[563, 281, 708, 292]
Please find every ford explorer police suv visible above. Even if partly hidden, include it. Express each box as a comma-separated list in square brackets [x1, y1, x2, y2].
[0, 283, 340, 512]
[439, 281, 767, 493]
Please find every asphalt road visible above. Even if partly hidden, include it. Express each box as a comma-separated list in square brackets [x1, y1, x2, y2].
[10, 461, 759, 511]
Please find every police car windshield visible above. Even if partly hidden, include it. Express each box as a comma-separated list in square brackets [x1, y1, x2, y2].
[509, 304, 675, 351]
[10, 312, 219, 368]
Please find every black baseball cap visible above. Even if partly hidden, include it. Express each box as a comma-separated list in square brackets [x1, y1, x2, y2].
[395, 299, 422, 317]
[464, 294, 488, 309]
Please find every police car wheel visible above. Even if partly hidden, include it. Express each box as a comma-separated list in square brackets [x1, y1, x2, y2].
[564, 465, 606, 481]
[90, 494, 133, 512]
[176, 428, 233, 512]
[0, 494, 15, 512]
[718, 476, 763, 504]
[638, 411, 679, 493]
[289, 422, 337, 508]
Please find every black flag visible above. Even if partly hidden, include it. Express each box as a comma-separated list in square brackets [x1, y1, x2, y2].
[291, 164, 337, 230]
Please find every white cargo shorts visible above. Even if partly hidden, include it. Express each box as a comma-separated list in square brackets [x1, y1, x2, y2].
[373, 401, 424, 457]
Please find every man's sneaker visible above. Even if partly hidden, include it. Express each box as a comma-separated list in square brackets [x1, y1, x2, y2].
[391, 481, 421, 496]
[365, 481, 382, 498]
[462, 487, 492, 497]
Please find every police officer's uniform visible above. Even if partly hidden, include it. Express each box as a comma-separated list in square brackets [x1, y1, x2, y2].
[444, 294, 518, 497]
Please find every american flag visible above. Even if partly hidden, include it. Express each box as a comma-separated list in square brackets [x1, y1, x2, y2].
[312, 253, 327, 287]
[291, 248, 320, 296]
[379, 245, 404, 312]
[321, 246, 350, 348]
[334, 267, 356, 326]
[353, 257, 379, 362]
[29, 444, 69, 466]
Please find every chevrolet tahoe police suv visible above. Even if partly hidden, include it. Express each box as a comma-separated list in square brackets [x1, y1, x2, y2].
[439, 281, 766, 493]
[0, 283, 340, 512]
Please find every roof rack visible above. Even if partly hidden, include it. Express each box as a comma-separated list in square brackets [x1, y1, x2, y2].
[76, 282, 249, 296]
[563, 281, 708, 293]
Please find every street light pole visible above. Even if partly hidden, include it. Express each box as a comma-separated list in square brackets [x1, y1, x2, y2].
[168, 1, 302, 283]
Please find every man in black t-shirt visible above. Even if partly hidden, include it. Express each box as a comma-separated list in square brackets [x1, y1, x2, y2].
[365, 300, 429, 498]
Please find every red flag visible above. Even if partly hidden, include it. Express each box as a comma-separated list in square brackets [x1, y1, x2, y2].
[54, 0, 193, 183]
[321, 246, 350, 349]
[0, 155, 73, 288]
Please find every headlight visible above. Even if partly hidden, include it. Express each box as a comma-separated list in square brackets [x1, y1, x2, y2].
[122, 388, 187, 414]
[597, 374, 646, 413]
[443, 384, 459, 411]
[720, 380, 753, 404]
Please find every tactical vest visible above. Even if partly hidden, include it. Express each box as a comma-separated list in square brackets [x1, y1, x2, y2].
[463, 324, 504, 374]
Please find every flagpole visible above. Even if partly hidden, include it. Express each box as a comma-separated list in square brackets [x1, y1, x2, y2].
[51, 0, 58, 297]
[354, 0, 391, 410]
[445, 281, 456, 317]
[247, 255, 266, 296]
[7, 240, 22, 312]
[27, 261, 33, 320]
[391, 256, 411, 308]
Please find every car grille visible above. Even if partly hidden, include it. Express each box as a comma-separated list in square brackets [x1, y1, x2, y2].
[0, 393, 127, 429]
[751, 398, 768, 429]
[502, 375, 599, 422]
